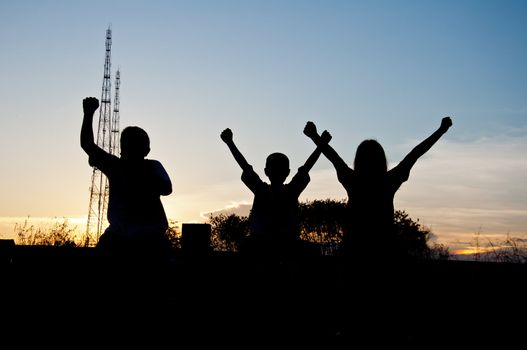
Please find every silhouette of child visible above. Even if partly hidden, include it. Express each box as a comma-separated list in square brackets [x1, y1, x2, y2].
[304, 117, 453, 261]
[221, 127, 331, 260]
[81, 97, 173, 263]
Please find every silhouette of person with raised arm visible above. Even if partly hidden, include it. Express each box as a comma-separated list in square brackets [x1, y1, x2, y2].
[304, 117, 453, 261]
[220, 127, 331, 261]
[81, 97, 173, 265]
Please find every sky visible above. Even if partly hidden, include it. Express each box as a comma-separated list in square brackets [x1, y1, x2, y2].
[0, 0, 526, 254]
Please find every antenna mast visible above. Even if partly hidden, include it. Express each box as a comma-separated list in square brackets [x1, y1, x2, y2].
[111, 69, 121, 156]
[85, 26, 118, 245]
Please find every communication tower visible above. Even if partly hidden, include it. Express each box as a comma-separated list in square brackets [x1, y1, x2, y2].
[85, 27, 120, 245]
[111, 69, 121, 157]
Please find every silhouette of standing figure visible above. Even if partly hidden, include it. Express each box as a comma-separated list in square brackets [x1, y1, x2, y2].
[304, 117, 453, 261]
[81, 97, 173, 264]
[220, 127, 331, 261]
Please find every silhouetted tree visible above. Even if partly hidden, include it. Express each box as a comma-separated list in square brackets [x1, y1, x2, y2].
[208, 199, 437, 259]
[165, 219, 182, 250]
[209, 213, 249, 252]
[393, 210, 432, 259]
[299, 198, 347, 255]
[429, 242, 451, 260]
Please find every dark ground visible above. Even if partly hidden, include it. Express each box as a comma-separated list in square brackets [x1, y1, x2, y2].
[1, 244, 525, 348]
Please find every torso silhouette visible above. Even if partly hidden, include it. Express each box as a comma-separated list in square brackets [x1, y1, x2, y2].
[89, 150, 169, 235]
[242, 166, 309, 255]
[337, 163, 411, 257]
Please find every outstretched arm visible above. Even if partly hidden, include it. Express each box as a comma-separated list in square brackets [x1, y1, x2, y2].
[399, 117, 453, 169]
[80, 97, 100, 155]
[304, 121, 350, 172]
[220, 128, 251, 171]
[302, 130, 332, 172]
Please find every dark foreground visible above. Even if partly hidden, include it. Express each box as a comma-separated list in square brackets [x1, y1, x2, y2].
[1, 244, 526, 348]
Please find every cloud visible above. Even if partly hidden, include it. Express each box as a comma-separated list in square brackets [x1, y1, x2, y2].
[200, 201, 252, 220]
[393, 129, 527, 249]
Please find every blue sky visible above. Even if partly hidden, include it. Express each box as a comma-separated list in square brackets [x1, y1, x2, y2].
[0, 0, 526, 253]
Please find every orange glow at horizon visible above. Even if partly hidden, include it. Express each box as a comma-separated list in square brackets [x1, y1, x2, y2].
[452, 246, 499, 256]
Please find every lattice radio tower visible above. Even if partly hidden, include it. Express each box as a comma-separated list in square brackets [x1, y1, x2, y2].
[85, 26, 121, 245]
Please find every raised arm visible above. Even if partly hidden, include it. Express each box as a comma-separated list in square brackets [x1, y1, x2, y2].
[302, 130, 332, 172]
[80, 97, 100, 155]
[399, 117, 453, 170]
[303, 121, 350, 172]
[220, 128, 251, 171]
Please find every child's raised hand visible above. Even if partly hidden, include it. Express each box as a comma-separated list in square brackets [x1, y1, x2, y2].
[440, 116, 453, 132]
[303, 121, 318, 139]
[320, 130, 332, 144]
[221, 128, 233, 143]
[83, 97, 99, 115]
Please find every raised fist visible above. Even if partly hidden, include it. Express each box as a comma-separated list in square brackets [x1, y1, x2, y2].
[440, 116, 453, 131]
[220, 128, 233, 143]
[320, 130, 332, 144]
[303, 121, 318, 138]
[83, 97, 99, 115]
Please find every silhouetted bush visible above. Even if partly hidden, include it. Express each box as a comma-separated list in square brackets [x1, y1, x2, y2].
[15, 217, 78, 247]
[208, 199, 443, 259]
[165, 219, 182, 250]
[8, 203, 463, 262]
[209, 213, 249, 252]
[394, 210, 432, 259]
[299, 199, 347, 255]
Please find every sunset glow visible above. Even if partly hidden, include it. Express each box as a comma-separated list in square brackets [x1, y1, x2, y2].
[0, 1, 525, 257]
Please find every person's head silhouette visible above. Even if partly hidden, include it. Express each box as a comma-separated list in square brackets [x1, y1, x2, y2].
[264, 152, 290, 185]
[354, 139, 387, 176]
[120, 126, 150, 160]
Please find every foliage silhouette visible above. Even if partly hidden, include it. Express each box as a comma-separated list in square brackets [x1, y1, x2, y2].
[13, 217, 181, 250]
[209, 213, 249, 252]
[165, 219, 182, 250]
[393, 210, 433, 259]
[15, 217, 78, 247]
[208, 198, 443, 259]
[298, 198, 348, 255]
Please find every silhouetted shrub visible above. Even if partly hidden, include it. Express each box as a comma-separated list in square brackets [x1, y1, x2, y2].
[394, 210, 432, 259]
[209, 213, 249, 252]
[208, 199, 439, 258]
[299, 198, 347, 255]
[15, 217, 78, 247]
[165, 219, 182, 250]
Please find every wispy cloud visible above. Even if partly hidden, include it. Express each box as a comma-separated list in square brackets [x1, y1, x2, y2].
[200, 201, 252, 220]
[394, 129, 527, 249]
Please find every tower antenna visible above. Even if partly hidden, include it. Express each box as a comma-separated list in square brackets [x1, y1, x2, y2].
[85, 26, 119, 245]
[111, 68, 121, 157]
